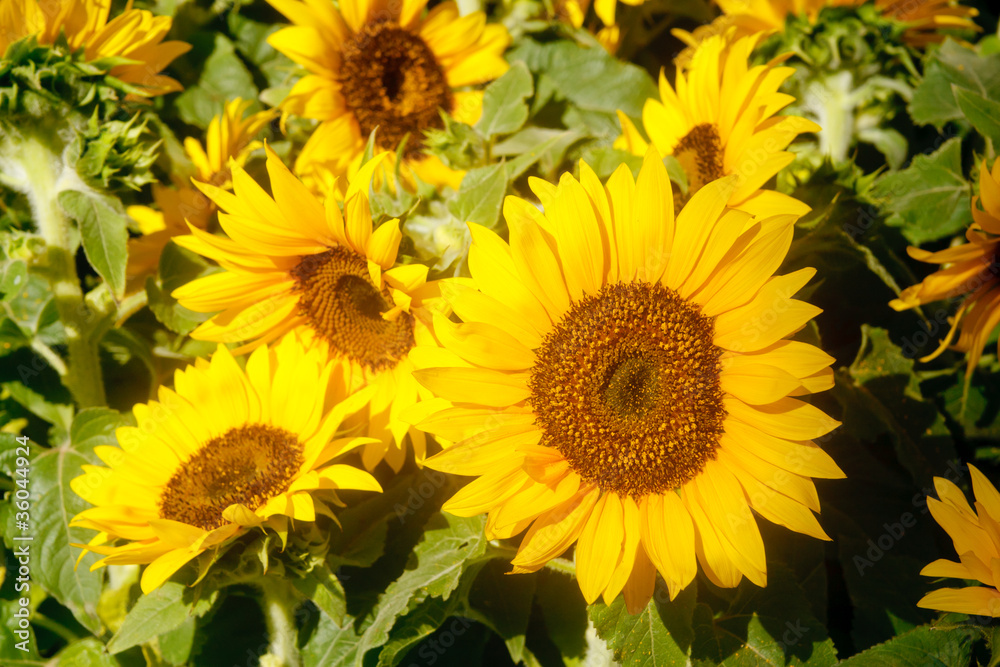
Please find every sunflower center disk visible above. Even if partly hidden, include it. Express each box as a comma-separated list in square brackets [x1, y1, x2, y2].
[158, 424, 303, 531]
[529, 282, 726, 497]
[674, 123, 726, 198]
[292, 246, 415, 372]
[339, 20, 453, 159]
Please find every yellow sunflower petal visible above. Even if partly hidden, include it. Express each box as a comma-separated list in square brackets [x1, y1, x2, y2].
[576, 493, 626, 604]
[917, 587, 1000, 616]
[641, 492, 697, 598]
[511, 485, 600, 572]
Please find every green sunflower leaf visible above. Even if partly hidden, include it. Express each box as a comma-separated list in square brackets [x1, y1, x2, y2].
[146, 242, 218, 335]
[302, 613, 364, 667]
[589, 582, 697, 667]
[175, 33, 258, 130]
[0, 594, 42, 662]
[476, 62, 533, 139]
[953, 86, 1000, 145]
[57, 189, 128, 300]
[842, 325, 957, 488]
[356, 513, 487, 665]
[537, 569, 588, 664]
[0, 258, 27, 302]
[158, 616, 198, 665]
[16, 409, 131, 635]
[448, 162, 507, 228]
[689, 565, 838, 667]
[375, 566, 484, 667]
[52, 637, 120, 666]
[869, 137, 972, 246]
[910, 40, 1000, 129]
[466, 561, 537, 663]
[0, 380, 72, 434]
[303, 512, 488, 667]
[106, 581, 219, 655]
[508, 39, 657, 119]
[294, 564, 347, 627]
[837, 623, 978, 666]
[943, 363, 1000, 441]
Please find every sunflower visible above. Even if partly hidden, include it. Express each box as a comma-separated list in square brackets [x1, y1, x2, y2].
[412, 148, 843, 611]
[265, 0, 509, 193]
[70, 336, 382, 594]
[890, 159, 1000, 377]
[171, 147, 443, 471]
[126, 99, 275, 291]
[918, 465, 1000, 616]
[614, 32, 819, 220]
[677, 0, 978, 51]
[0, 0, 190, 95]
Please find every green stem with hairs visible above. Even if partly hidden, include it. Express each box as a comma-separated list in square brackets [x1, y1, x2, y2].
[258, 578, 302, 667]
[806, 70, 855, 166]
[0, 130, 106, 407]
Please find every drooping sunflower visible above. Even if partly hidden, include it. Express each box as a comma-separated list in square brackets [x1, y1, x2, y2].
[918, 465, 1000, 616]
[890, 159, 1000, 377]
[614, 32, 819, 219]
[677, 0, 978, 51]
[70, 337, 382, 594]
[265, 0, 509, 192]
[413, 149, 843, 610]
[172, 147, 444, 471]
[0, 0, 190, 95]
[126, 98, 275, 291]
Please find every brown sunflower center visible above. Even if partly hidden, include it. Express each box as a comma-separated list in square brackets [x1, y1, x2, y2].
[291, 245, 415, 372]
[158, 424, 303, 531]
[339, 20, 453, 159]
[674, 123, 726, 204]
[529, 281, 725, 497]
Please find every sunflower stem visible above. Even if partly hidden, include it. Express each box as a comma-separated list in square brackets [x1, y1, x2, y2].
[29, 612, 82, 644]
[0, 129, 107, 407]
[258, 578, 302, 667]
[115, 289, 149, 326]
[804, 70, 855, 166]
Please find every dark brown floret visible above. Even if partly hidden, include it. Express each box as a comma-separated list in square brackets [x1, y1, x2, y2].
[529, 282, 725, 497]
[339, 21, 453, 159]
[291, 246, 415, 372]
[159, 424, 303, 530]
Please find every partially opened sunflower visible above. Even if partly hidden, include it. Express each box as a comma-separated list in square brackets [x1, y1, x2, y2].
[890, 159, 1000, 376]
[615, 32, 819, 219]
[70, 336, 381, 593]
[413, 149, 843, 611]
[126, 98, 275, 291]
[172, 147, 444, 471]
[265, 0, 509, 192]
[0, 0, 190, 95]
[919, 465, 1000, 616]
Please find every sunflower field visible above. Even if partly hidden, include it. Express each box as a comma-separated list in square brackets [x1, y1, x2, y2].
[4, 0, 1000, 664]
